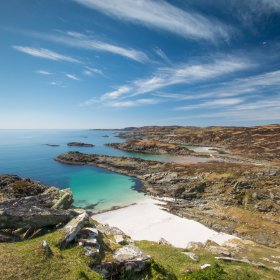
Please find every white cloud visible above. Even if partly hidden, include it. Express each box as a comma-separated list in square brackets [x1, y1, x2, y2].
[107, 57, 252, 98]
[13, 46, 81, 63]
[35, 31, 148, 63]
[111, 98, 161, 108]
[73, 0, 231, 41]
[65, 73, 80, 81]
[102, 86, 132, 100]
[154, 47, 171, 64]
[37, 70, 52, 75]
[177, 98, 245, 110]
[83, 66, 103, 76]
[153, 70, 280, 103]
[82, 56, 253, 108]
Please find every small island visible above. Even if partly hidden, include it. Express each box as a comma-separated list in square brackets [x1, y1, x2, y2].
[45, 144, 60, 147]
[67, 142, 94, 147]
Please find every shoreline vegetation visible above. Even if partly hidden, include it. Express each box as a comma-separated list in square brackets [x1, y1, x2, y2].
[1, 124, 280, 279]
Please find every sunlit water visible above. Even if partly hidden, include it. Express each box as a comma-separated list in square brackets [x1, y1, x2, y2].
[0, 130, 212, 211]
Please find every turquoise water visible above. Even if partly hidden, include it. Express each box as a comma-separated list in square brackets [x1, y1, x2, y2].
[0, 129, 145, 211]
[0, 130, 211, 211]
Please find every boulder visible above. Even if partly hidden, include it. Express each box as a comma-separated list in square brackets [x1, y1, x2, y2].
[0, 198, 74, 229]
[59, 212, 88, 248]
[92, 245, 151, 277]
[113, 245, 150, 263]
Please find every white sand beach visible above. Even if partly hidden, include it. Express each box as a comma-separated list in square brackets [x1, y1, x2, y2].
[93, 197, 238, 248]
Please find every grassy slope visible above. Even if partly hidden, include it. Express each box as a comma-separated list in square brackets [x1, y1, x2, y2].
[0, 230, 102, 280]
[136, 241, 280, 280]
[0, 230, 279, 280]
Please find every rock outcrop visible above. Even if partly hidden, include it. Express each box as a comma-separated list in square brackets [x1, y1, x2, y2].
[0, 175, 75, 238]
[107, 139, 194, 155]
[67, 142, 94, 147]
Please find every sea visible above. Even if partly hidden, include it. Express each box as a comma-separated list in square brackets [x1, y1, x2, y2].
[0, 129, 211, 211]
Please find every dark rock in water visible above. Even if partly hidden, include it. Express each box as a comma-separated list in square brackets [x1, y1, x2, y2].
[45, 144, 60, 147]
[67, 142, 94, 147]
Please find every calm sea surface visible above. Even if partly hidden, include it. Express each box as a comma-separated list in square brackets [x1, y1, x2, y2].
[0, 130, 211, 211]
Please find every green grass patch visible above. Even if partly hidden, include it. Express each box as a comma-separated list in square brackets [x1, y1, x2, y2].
[136, 241, 279, 280]
[0, 230, 102, 280]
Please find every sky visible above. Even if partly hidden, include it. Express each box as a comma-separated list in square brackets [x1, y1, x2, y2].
[0, 0, 280, 129]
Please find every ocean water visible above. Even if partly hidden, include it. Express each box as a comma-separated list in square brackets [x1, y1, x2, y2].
[0, 129, 145, 211]
[0, 129, 212, 211]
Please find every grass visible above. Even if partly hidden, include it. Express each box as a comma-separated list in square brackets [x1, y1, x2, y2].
[136, 241, 280, 280]
[0, 230, 102, 280]
[1, 230, 279, 280]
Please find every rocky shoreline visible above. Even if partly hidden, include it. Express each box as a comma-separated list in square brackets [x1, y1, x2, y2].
[55, 152, 280, 247]
[0, 174, 151, 278]
[106, 139, 195, 156]
[115, 125, 280, 163]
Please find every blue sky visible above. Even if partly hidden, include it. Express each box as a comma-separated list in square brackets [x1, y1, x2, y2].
[0, 0, 280, 129]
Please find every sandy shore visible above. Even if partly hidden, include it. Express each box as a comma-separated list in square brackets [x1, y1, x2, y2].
[93, 197, 237, 248]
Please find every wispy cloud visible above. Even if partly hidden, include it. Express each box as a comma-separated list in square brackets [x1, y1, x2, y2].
[65, 73, 80, 81]
[157, 95, 280, 124]
[154, 47, 171, 64]
[50, 81, 66, 88]
[73, 0, 232, 41]
[81, 56, 253, 108]
[99, 56, 253, 101]
[152, 70, 280, 103]
[83, 66, 103, 76]
[37, 70, 53, 75]
[131, 58, 252, 96]
[176, 98, 245, 110]
[31, 31, 148, 63]
[13, 46, 81, 63]
[102, 86, 132, 100]
[110, 98, 161, 108]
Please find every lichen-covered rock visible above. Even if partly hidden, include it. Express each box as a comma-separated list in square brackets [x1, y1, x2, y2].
[113, 245, 150, 263]
[59, 211, 88, 248]
[0, 198, 74, 229]
[0, 175, 75, 231]
[93, 245, 150, 279]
